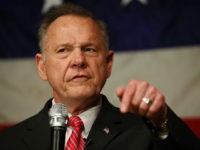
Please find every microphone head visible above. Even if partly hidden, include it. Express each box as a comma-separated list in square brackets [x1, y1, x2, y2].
[49, 103, 68, 127]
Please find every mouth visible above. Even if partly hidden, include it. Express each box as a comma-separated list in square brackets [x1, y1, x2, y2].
[71, 75, 90, 82]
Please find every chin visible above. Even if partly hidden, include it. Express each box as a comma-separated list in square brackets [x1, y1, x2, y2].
[67, 86, 96, 99]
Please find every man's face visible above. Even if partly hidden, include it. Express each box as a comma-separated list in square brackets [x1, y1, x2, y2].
[36, 15, 113, 104]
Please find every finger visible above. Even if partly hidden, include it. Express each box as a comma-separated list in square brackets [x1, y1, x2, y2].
[138, 86, 156, 116]
[138, 102, 149, 116]
[120, 80, 137, 113]
[132, 81, 149, 113]
[146, 93, 166, 125]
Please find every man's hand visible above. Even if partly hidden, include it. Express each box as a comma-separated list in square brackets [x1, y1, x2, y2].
[116, 79, 167, 126]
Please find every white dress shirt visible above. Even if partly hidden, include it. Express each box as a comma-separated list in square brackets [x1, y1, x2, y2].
[52, 98, 101, 144]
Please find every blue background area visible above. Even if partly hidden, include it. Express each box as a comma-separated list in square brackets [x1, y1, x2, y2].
[0, 0, 200, 58]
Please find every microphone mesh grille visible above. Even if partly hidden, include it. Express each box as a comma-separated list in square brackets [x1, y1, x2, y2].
[49, 103, 67, 117]
[49, 103, 67, 127]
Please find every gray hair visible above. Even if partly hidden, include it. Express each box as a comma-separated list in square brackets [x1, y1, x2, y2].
[38, 3, 109, 52]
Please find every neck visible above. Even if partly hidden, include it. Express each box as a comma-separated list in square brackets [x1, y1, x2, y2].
[54, 95, 101, 115]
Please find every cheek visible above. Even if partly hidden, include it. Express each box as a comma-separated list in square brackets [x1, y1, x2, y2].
[45, 60, 66, 84]
[92, 60, 108, 84]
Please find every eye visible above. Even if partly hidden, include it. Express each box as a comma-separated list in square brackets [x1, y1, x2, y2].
[84, 47, 96, 52]
[57, 48, 66, 53]
[55, 46, 71, 59]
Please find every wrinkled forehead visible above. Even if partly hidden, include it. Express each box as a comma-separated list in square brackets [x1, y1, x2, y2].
[44, 15, 107, 47]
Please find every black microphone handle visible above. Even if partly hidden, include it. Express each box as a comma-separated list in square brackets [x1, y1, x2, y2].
[50, 126, 66, 150]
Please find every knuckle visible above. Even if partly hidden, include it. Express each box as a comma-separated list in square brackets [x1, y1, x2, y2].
[125, 88, 133, 98]
[129, 79, 138, 86]
[140, 81, 149, 88]
[156, 93, 165, 102]
[149, 86, 157, 94]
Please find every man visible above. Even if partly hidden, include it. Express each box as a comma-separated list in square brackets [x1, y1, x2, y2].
[0, 3, 199, 150]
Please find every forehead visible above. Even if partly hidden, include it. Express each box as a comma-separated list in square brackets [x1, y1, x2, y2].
[44, 15, 106, 49]
[47, 15, 101, 35]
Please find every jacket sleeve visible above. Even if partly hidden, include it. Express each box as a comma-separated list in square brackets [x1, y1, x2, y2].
[161, 107, 200, 150]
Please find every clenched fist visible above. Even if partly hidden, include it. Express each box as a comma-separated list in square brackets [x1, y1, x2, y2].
[116, 79, 167, 126]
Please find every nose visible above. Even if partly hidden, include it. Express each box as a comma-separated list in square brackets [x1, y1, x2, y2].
[71, 49, 87, 69]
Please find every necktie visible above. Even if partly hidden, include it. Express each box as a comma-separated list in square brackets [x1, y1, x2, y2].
[65, 116, 85, 150]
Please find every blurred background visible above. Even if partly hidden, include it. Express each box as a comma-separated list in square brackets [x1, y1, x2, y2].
[0, 0, 200, 137]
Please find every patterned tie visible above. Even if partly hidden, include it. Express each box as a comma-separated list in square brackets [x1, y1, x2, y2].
[65, 115, 85, 150]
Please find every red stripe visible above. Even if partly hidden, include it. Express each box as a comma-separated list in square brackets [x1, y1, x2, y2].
[0, 123, 13, 132]
[182, 117, 200, 138]
[66, 116, 85, 150]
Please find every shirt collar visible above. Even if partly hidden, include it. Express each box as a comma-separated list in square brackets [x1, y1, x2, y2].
[52, 97, 102, 138]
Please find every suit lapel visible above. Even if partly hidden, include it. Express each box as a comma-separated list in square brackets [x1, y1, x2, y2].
[85, 95, 126, 150]
[21, 97, 124, 150]
[22, 99, 52, 150]
[19, 97, 142, 150]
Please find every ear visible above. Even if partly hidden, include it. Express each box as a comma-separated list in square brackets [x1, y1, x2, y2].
[35, 53, 47, 80]
[106, 50, 114, 78]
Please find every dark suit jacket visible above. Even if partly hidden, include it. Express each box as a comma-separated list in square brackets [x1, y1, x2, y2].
[0, 95, 199, 150]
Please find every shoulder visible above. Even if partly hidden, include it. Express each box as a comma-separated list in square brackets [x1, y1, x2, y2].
[0, 99, 52, 149]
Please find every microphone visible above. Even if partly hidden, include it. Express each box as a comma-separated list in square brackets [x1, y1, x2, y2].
[49, 103, 68, 150]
